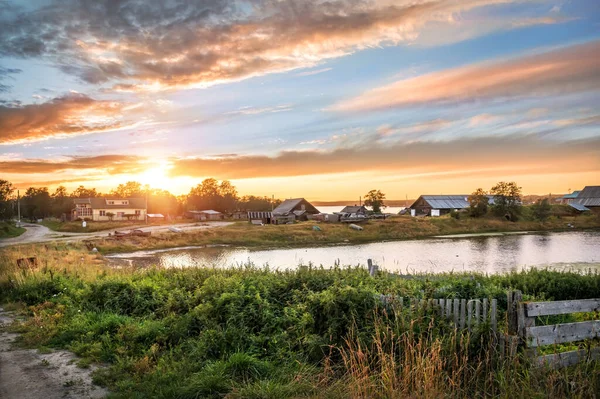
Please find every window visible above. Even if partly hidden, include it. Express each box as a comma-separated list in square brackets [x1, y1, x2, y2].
[108, 201, 114, 205]
[99, 210, 106, 216]
[135, 210, 141, 215]
[117, 212, 125, 218]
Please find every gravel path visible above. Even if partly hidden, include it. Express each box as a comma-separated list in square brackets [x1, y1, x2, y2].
[0, 221, 234, 248]
[0, 307, 108, 399]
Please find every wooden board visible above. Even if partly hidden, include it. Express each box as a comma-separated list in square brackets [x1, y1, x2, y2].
[526, 299, 600, 317]
[536, 348, 600, 368]
[526, 321, 600, 347]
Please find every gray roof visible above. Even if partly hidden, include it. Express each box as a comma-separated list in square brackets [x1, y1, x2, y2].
[74, 197, 146, 209]
[412, 195, 498, 210]
[562, 191, 581, 199]
[569, 203, 591, 212]
[272, 198, 319, 215]
[341, 206, 367, 213]
[572, 186, 600, 207]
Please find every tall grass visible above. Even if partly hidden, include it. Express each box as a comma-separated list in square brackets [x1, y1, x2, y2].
[1, 246, 599, 398]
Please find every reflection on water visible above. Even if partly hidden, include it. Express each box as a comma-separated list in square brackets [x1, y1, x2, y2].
[107, 231, 600, 274]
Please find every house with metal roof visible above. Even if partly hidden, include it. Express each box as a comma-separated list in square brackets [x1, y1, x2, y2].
[272, 198, 320, 224]
[72, 197, 146, 221]
[340, 205, 368, 215]
[571, 186, 600, 212]
[409, 195, 496, 216]
[560, 190, 581, 204]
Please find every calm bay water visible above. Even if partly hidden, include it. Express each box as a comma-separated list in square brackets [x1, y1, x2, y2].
[108, 231, 600, 274]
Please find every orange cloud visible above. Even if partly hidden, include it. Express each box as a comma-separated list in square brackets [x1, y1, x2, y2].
[332, 40, 600, 112]
[0, 94, 131, 144]
[169, 135, 600, 179]
[0, 155, 145, 174]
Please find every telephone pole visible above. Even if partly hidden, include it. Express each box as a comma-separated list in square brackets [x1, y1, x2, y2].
[17, 189, 21, 227]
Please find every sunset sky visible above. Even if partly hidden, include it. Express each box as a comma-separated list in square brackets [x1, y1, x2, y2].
[0, 0, 599, 200]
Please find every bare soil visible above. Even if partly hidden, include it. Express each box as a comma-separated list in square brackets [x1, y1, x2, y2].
[0, 307, 108, 399]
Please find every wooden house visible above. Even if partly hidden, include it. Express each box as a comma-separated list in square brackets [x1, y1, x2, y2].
[271, 198, 320, 224]
[340, 205, 368, 215]
[571, 186, 600, 213]
[185, 210, 224, 220]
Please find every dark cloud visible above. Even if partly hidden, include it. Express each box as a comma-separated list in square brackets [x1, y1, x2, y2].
[0, 65, 22, 92]
[168, 135, 600, 179]
[0, 0, 566, 90]
[0, 93, 128, 144]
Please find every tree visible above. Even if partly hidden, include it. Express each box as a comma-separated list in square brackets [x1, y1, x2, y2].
[51, 186, 72, 218]
[364, 189, 386, 213]
[71, 185, 98, 198]
[468, 188, 489, 217]
[106, 212, 115, 221]
[0, 180, 14, 220]
[187, 178, 240, 213]
[22, 187, 51, 220]
[532, 198, 551, 221]
[490, 181, 522, 221]
[111, 181, 145, 198]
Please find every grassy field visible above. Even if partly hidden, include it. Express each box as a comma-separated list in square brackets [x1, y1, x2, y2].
[81, 212, 600, 254]
[0, 221, 26, 239]
[0, 244, 599, 398]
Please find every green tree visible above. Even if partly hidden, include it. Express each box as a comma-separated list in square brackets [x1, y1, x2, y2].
[51, 186, 72, 218]
[532, 198, 551, 221]
[0, 180, 15, 220]
[187, 178, 239, 213]
[468, 188, 489, 217]
[22, 187, 51, 219]
[490, 181, 522, 221]
[364, 190, 386, 213]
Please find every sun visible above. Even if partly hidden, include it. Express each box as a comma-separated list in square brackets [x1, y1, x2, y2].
[138, 162, 173, 191]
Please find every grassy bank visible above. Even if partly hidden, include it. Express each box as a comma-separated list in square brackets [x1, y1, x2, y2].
[1, 245, 599, 398]
[85, 213, 600, 254]
[0, 221, 26, 239]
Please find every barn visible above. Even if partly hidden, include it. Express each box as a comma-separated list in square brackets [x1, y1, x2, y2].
[272, 198, 320, 224]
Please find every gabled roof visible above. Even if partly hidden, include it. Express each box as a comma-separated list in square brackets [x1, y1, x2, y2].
[74, 197, 146, 209]
[272, 198, 319, 215]
[411, 195, 500, 210]
[574, 186, 600, 207]
[341, 205, 367, 213]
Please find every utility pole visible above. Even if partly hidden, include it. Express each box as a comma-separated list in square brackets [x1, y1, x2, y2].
[359, 196, 361, 206]
[145, 191, 148, 224]
[271, 194, 274, 212]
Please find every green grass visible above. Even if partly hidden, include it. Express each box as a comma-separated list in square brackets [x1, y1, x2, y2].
[41, 219, 179, 233]
[0, 221, 26, 239]
[1, 245, 599, 398]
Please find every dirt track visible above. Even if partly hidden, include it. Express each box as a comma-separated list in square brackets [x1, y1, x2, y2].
[0, 307, 108, 399]
[0, 221, 233, 248]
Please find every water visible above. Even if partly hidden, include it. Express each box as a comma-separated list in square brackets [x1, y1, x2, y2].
[107, 231, 600, 274]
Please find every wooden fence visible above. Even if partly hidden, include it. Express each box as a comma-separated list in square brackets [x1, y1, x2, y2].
[508, 290, 600, 368]
[379, 295, 498, 333]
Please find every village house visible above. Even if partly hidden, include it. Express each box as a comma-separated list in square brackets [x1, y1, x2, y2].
[247, 211, 272, 225]
[271, 198, 320, 224]
[72, 198, 146, 221]
[560, 191, 581, 205]
[409, 195, 497, 216]
[571, 186, 600, 213]
[185, 210, 225, 221]
[340, 205, 369, 216]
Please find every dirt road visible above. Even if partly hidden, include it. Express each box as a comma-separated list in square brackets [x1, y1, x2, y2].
[0, 221, 233, 248]
[0, 307, 108, 399]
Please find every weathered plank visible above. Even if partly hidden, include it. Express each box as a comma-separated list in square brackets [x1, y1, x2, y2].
[460, 299, 466, 329]
[526, 299, 600, 317]
[446, 299, 452, 320]
[467, 300, 473, 330]
[536, 348, 600, 368]
[475, 300, 481, 324]
[439, 299, 445, 317]
[491, 299, 497, 332]
[526, 321, 600, 347]
[453, 299, 459, 326]
[483, 298, 488, 323]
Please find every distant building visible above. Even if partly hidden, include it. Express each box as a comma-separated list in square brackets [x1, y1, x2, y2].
[571, 186, 600, 213]
[560, 191, 581, 204]
[72, 198, 146, 221]
[185, 210, 224, 221]
[232, 211, 248, 220]
[248, 211, 272, 225]
[272, 198, 320, 224]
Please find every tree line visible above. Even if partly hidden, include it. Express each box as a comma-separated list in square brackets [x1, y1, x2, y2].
[0, 178, 281, 221]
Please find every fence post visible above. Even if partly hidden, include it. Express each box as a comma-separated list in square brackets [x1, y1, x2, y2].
[508, 290, 522, 335]
[460, 299, 467, 329]
[453, 299, 459, 326]
[475, 300, 481, 325]
[491, 299, 497, 333]
[467, 300, 473, 331]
